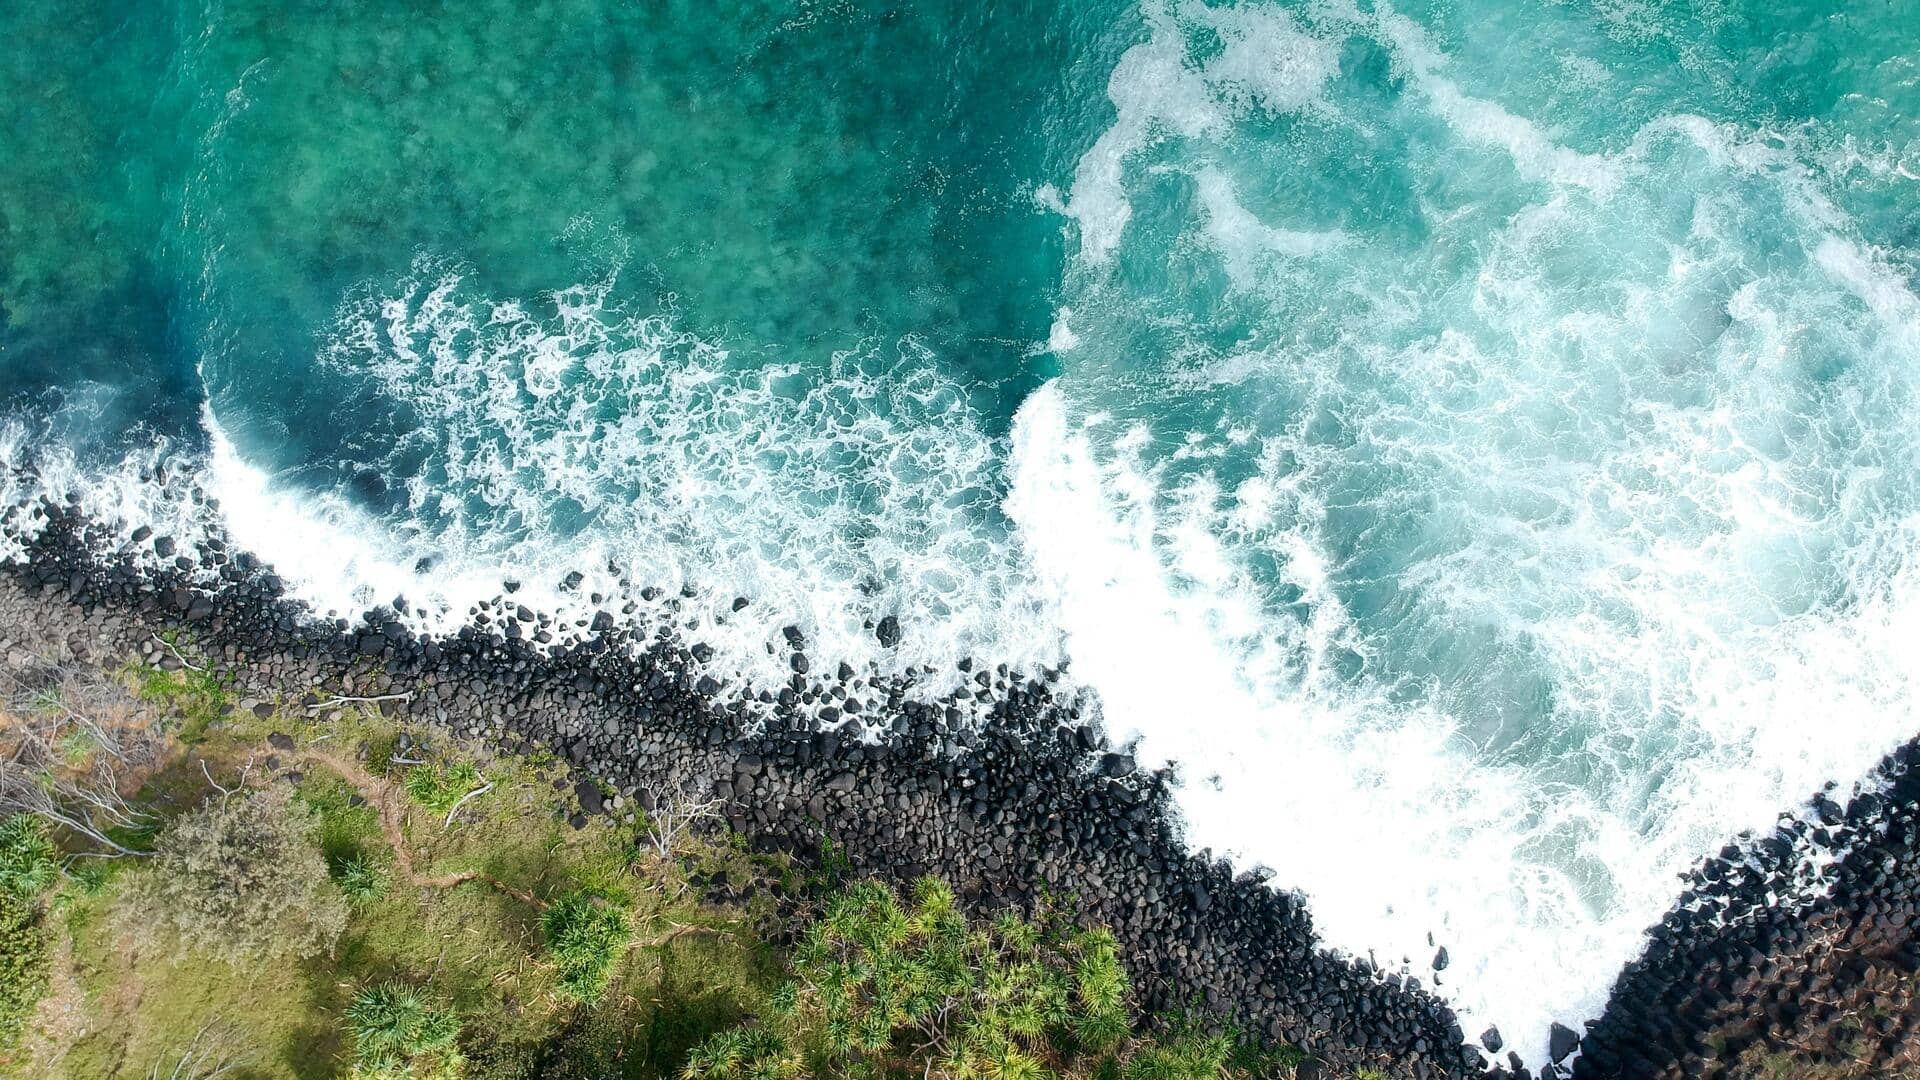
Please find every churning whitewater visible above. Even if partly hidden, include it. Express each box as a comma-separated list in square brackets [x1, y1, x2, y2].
[4, 0, 1919, 1068]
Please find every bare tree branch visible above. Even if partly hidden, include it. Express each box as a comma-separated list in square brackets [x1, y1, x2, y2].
[308, 691, 413, 712]
[149, 633, 207, 673]
[0, 661, 162, 858]
[642, 791, 723, 861]
[147, 1017, 256, 1079]
[443, 778, 494, 827]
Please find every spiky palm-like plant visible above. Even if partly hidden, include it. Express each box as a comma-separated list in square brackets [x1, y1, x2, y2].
[343, 981, 461, 1078]
[682, 876, 1290, 1080]
[331, 853, 387, 906]
[404, 761, 481, 817]
[541, 890, 632, 1004]
[0, 816, 58, 899]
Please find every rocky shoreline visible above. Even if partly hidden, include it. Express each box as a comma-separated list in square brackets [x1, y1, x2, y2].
[4, 493, 1920, 1079]
[1574, 739, 1920, 1078]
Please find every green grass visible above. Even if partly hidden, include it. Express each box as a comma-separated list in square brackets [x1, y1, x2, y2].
[343, 981, 462, 1076]
[128, 649, 233, 744]
[330, 853, 388, 907]
[8, 657, 1299, 1080]
[0, 891, 50, 1056]
[0, 819, 57, 901]
[0, 817, 58, 1056]
[404, 761, 483, 818]
[17, 688, 781, 1080]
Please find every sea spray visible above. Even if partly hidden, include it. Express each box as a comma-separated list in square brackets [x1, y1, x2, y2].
[1032, 0, 1920, 1063]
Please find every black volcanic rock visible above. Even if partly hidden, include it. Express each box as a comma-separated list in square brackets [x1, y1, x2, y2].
[23, 493, 1920, 1079]
[575, 780, 604, 816]
[1548, 1023, 1578, 1063]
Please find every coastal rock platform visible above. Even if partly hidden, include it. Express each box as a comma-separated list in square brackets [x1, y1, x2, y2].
[5, 497, 1919, 1079]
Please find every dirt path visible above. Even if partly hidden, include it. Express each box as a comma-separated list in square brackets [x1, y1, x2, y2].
[11, 924, 88, 1076]
[295, 747, 544, 909]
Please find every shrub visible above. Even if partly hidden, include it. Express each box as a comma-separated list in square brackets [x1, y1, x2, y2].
[121, 786, 348, 963]
[0, 888, 50, 1052]
[343, 981, 463, 1079]
[0, 816, 58, 899]
[684, 878, 1292, 1080]
[542, 892, 632, 1004]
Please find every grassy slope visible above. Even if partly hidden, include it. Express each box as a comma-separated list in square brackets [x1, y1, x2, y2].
[5, 664, 784, 1079]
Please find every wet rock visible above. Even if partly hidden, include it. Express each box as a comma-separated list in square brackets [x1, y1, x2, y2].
[24, 496, 1805, 1080]
[1547, 1023, 1578, 1063]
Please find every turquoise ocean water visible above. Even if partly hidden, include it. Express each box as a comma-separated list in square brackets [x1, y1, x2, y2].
[5, 0, 1919, 1063]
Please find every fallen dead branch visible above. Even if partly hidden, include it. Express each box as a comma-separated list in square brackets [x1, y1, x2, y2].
[1, 662, 162, 857]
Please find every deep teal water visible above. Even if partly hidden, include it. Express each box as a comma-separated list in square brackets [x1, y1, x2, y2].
[5, 0, 1919, 1062]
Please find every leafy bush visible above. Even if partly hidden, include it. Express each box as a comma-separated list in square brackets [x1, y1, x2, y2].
[0, 889, 50, 1053]
[121, 786, 348, 963]
[405, 761, 482, 818]
[683, 878, 1292, 1080]
[0, 816, 58, 899]
[344, 981, 463, 1079]
[542, 892, 632, 1004]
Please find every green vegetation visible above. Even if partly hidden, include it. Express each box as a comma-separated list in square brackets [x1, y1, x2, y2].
[0, 891, 49, 1056]
[3, 645, 1321, 1080]
[0, 818, 57, 900]
[543, 892, 635, 1005]
[122, 785, 349, 963]
[0, 817, 57, 1053]
[6, 652, 780, 1078]
[344, 982, 463, 1079]
[331, 852, 389, 907]
[404, 761, 484, 818]
[132, 649, 232, 743]
[683, 877, 1299, 1080]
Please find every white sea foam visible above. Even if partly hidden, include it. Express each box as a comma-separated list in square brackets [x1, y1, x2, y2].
[1055, 0, 1339, 266]
[298, 258, 1055, 694]
[1371, 5, 1622, 194]
[1192, 168, 1347, 284]
[201, 403, 529, 628]
[1009, 384, 1646, 1064]
[3, 261, 1063, 708]
[1031, 1, 1920, 1067]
